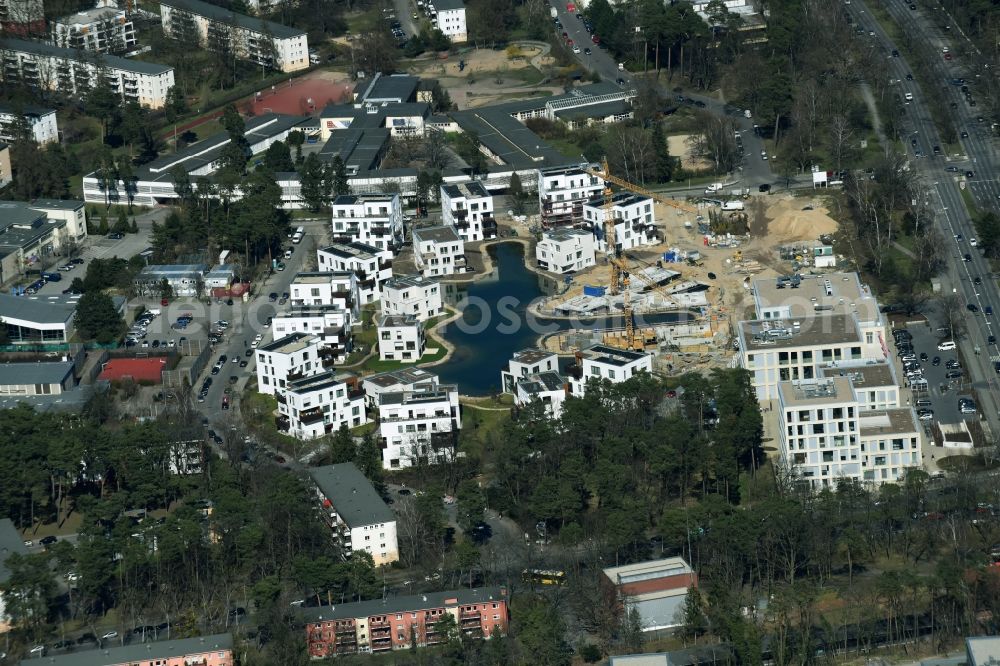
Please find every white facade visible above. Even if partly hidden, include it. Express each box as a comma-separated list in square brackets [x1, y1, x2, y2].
[535, 228, 596, 274]
[500, 348, 560, 394]
[514, 372, 567, 419]
[330, 193, 405, 252]
[440, 182, 495, 243]
[310, 463, 399, 566]
[412, 225, 465, 278]
[289, 271, 359, 314]
[0, 106, 58, 144]
[0, 38, 175, 109]
[377, 385, 461, 469]
[583, 193, 656, 254]
[159, 0, 309, 73]
[277, 371, 367, 440]
[376, 313, 425, 363]
[434, 0, 467, 42]
[538, 165, 603, 226]
[272, 307, 352, 364]
[380, 275, 442, 322]
[31, 199, 87, 240]
[568, 344, 653, 397]
[316, 242, 393, 304]
[361, 367, 439, 410]
[51, 6, 136, 53]
[254, 332, 325, 395]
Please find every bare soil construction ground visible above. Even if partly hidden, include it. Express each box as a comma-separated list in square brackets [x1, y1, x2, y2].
[667, 134, 712, 171]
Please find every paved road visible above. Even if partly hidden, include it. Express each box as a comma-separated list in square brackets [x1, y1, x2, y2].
[846, 0, 1000, 435]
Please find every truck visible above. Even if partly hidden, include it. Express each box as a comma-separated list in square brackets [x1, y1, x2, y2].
[722, 200, 745, 211]
[705, 182, 724, 193]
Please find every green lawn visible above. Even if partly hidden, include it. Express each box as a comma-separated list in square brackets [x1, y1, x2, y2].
[458, 402, 512, 460]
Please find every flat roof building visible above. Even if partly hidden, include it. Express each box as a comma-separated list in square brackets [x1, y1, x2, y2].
[17, 633, 235, 665]
[0, 293, 77, 343]
[601, 558, 698, 632]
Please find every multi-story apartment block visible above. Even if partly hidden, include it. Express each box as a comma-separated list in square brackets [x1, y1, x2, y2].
[0, 104, 57, 144]
[276, 371, 367, 439]
[537, 165, 603, 227]
[377, 384, 461, 469]
[23, 634, 235, 666]
[289, 271, 359, 316]
[0, 143, 9, 189]
[0, 38, 175, 108]
[254, 332, 326, 395]
[51, 6, 136, 53]
[777, 376, 923, 489]
[301, 587, 509, 658]
[737, 273, 888, 402]
[433, 0, 467, 42]
[513, 371, 567, 419]
[381, 274, 443, 322]
[330, 194, 405, 252]
[500, 348, 560, 393]
[412, 225, 465, 278]
[583, 192, 656, 254]
[376, 313, 425, 363]
[316, 242, 393, 304]
[308, 463, 398, 566]
[272, 306, 352, 364]
[535, 227, 596, 274]
[440, 182, 496, 243]
[361, 367, 439, 409]
[568, 344, 653, 397]
[0, 0, 45, 36]
[159, 0, 308, 73]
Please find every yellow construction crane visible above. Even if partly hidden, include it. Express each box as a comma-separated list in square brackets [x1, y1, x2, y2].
[584, 163, 699, 215]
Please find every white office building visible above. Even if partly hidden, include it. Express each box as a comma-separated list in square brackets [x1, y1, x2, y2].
[583, 192, 656, 253]
[412, 225, 465, 278]
[433, 0, 467, 42]
[330, 193, 405, 252]
[538, 164, 603, 227]
[50, 6, 136, 53]
[254, 332, 326, 395]
[309, 463, 399, 566]
[568, 344, 653, 397]
[380, 274, 442, 322]
[0, 38, 175, 108]
[0, 104, 57, 144]
[376, 313, 425, 363]
[159, 0, 309, 73]
[277, 371, 367, 440]
[535, 227, 596, 274]
[316, 242, 393, 304]
[377, 384, 461, 469]
[440, 181, 496, 243]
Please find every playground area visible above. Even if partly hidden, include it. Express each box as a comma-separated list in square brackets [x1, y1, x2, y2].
[242, 72, 353, 116]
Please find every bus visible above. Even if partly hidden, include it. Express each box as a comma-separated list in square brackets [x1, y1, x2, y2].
[522, 569, 566, 586]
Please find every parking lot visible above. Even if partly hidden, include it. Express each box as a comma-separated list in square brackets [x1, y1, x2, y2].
[897, 322, 976, 425]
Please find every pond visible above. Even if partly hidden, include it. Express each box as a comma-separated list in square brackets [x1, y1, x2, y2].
[434, 242, 692, 396]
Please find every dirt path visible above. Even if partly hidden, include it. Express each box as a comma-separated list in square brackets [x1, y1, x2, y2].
[860, 82, 887, 145]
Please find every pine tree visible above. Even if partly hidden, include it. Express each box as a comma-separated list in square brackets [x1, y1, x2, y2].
[97, 212, 109, 235]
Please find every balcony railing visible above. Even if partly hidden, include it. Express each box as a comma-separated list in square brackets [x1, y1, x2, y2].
[299, 408, 325, 425]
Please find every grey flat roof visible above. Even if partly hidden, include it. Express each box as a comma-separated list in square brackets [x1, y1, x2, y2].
[0, 104, 55, 117]
[0, 360, 73, 386]
[362, 367, 438, 389]
[31, 198, 83, 211]
[0, 38, 173, 75]
[0, 293, 75, 325]
[160, 0, 305, 38]
[21, 633, 234, 666]
[449, 108, 568, 168]
[319, 241, 382, 260]
[308, 463, 394, 528]
[434, 0, 464, 10]
[298, 586, 506, 623]
[384, 274, 438, 290]
[376, 313, 419, 328]
[584, 344, 648, 366]
[0, 518, 28, 584]
[740, 314, 862, 351]
[413, 225, 460, 244]
[54, 6, 122, 25]
[359, 74, 419, 103]
[260, 331, 314, 353]
[967, 637, 1000, 666]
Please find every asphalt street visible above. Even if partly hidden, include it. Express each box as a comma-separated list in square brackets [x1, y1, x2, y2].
[846, 0, 1000, 434]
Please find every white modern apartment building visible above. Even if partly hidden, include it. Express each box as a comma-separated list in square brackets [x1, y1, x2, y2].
[277, 371, 367, 439]
[0, 38, 175, 108]
[272, 306, 352, 364]
[255, 332, 326, 395]
[377, 384, 461, 469]
[777, 376, 922, 489]
[376, 313, 425, 363]
[538, 164, 603, 227]
[434, 0, 467, 42]
[316, 242, 393, 304]
[568, 344, 653, 397]
[31, 199, 87, 239]
[0, 104, 57, 144]
[500, 348, 560, 393]
[737, 273, 889, 402]
[289, 271, 360, 316]
[362, 367, 440, 410]
[440, 181, 496, 243]
[309, 463, 399, 566]
[535, 227, 596, 274]
[381, 274, 442, 322]
[412, 225, 465, 278]
[159, 0, 308, 73]
[330, 193, 405, 252]
[583, 192, 656, 254]
[51, 6, 136, 53]
[514, 371, 567, 419]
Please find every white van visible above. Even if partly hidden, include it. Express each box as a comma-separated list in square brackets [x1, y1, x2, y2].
[292, 232, 303, 244]
[937, 340, 956, 351]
